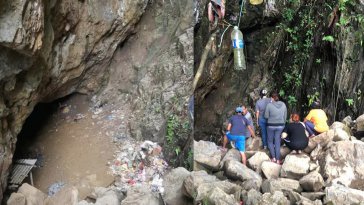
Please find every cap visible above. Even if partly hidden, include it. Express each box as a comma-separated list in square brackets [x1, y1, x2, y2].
[236, 107, 243, 113]
[260, 89, 268, 96]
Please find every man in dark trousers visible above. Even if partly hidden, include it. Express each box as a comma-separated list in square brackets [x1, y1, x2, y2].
[223, 107, 256, 165]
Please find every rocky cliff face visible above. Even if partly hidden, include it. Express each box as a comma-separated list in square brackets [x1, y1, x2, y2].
[0, 0, 149, 200]
[194, 0, 364, 141]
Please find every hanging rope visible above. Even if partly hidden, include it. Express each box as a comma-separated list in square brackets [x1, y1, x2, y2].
[218, 0, 245, 47]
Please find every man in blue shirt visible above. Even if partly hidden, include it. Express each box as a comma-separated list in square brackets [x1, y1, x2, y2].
[223, 107, 256, 165]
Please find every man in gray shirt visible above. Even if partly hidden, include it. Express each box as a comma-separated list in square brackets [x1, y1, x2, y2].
[242, 106, 255, 138]
[255, 89, 271, 149]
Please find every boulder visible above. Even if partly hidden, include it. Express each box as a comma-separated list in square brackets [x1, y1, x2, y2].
[283, 190, 323, 205]
[245, 189, 262, 205]
[324, 184, 364, 205]
[301, 192, 325, 201]
[7, 193, 26, 205]
[342, 116, 354, 128]
[320, 140, 364, 190]
[261, 178, 302, 194]
[194, 140, 222, 170]
[299, 171, 324, 192]
[224, 160, 262, 189]
[332, 128, 350, 142]
[280, 146, 292, 159]
[261, 161, 281, 179]
[207, 187, 239, 205]
[120, 186, 159, 205]
[330, 121, 352, 136]
[304, 130, 335, 154]
[220, 149, 241, 168]
[163, 167, 191, 205]
[195, 181, 241, 202]
[356, 114, 364, 132]
[246, 137, 262, 151]
[280, 154, 310, 180]
[258, 191, 289, 205]
[182, 170, 217, 198]
[247, 151, 270, 172]
[17, 183, 47, 205]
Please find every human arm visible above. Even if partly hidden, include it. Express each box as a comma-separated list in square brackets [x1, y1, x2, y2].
[264, 105, 270, 119]
[248, 125, 256, 138]
[222, 123, 232, 148]
[255, 111, 259, 125]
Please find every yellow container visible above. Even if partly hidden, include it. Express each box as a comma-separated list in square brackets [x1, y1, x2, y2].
[250, 0, 263, 5]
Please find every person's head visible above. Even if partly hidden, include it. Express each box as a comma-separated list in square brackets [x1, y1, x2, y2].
[260, 89, 268, 97]
[311, 101, 321, 109]
[241, 106, 248, 115]
[235, 106, 243, 114]
[290, 112, 300, 122]
[271, 91, 279, 101]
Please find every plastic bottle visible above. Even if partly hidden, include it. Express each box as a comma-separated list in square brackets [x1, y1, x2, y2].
[231, 26, 246, 70]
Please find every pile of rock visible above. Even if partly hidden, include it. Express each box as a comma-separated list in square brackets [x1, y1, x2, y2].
[189, 115, 364, 205]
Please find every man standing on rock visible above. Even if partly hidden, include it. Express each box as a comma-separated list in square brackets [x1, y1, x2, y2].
[223, 106, 256, 165]
[242, 105, 255, 138]
[255, 89, 271, 149]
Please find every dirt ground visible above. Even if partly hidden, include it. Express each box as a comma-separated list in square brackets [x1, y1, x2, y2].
[19, 94, 118, 199]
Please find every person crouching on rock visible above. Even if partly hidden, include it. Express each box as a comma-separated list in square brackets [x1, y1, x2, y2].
[304, 101, 329, 138]
[281, 113, 309, 154]
[223, 106, 256, 165]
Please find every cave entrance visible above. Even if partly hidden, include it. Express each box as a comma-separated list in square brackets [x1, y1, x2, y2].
[11, 94, 116, 199]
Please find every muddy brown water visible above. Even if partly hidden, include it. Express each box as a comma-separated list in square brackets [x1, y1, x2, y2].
[15, 94, 116, 199]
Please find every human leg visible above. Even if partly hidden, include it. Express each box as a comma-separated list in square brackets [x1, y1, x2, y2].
[267, 126, 276, 160]
[235, 136, 246, 165]
[273, 126, 284, 161]
[240, 152, 247, 165]
[305, 121, 316, 137]
[259, 118, 268, 148]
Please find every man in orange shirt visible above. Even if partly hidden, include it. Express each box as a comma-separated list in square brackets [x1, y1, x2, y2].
[304, 101, 329, 138]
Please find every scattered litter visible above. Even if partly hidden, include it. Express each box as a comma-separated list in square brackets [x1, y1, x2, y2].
[74, 114, 85, 121]
[48, 182, 65, 196]
[109, 140, 168, 192]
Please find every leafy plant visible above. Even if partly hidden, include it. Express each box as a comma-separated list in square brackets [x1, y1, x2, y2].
[307, 92, 320, 107]
[345, 98, 354, 107]
[322, 35, 335, 42]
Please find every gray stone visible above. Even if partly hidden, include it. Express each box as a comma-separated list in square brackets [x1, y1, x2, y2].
[324, 184, 364, 205]
[163, 167, 192, 205]
[247, 151, 270, 172]
[7, 193, 26, 205]
[246, 189, 262, 205]
[182, 170, 217, 198]
[304, 130, 335, 154]
[224, 160, 262, 189]
[301, 192, 325, 201]
[258, 191, 290, 205]
[356, 114, 364, 132]
[207, 187, 240, 205]
[246, 137, 262, 151]
[17, 183, 47, 205]
[280, 146, 292, 159]
[194, 140, 222, 170]
[195, 181, 241, 203]
[332, 128, 350, 142]
[299, 171, 324, 192]
[120, 186, 159, 205]
[220, 149, 242, 169]
[262, 178, 302, 194]
[280, 154, 310, 180]
[261, 161, 281, 179]
[320, 140, 364, 190]
[331, 121, 352, 136]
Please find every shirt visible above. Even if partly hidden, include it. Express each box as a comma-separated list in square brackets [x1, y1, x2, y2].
[305, 109, 329, 133]
[255, 98, 271, 118]
[229, 114, 251, 136]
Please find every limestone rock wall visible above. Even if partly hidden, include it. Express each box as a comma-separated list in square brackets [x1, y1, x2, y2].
[0, 0, 148, 200]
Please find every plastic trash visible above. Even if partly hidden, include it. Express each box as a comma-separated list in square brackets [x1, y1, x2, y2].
[231, 26, 246, 70]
